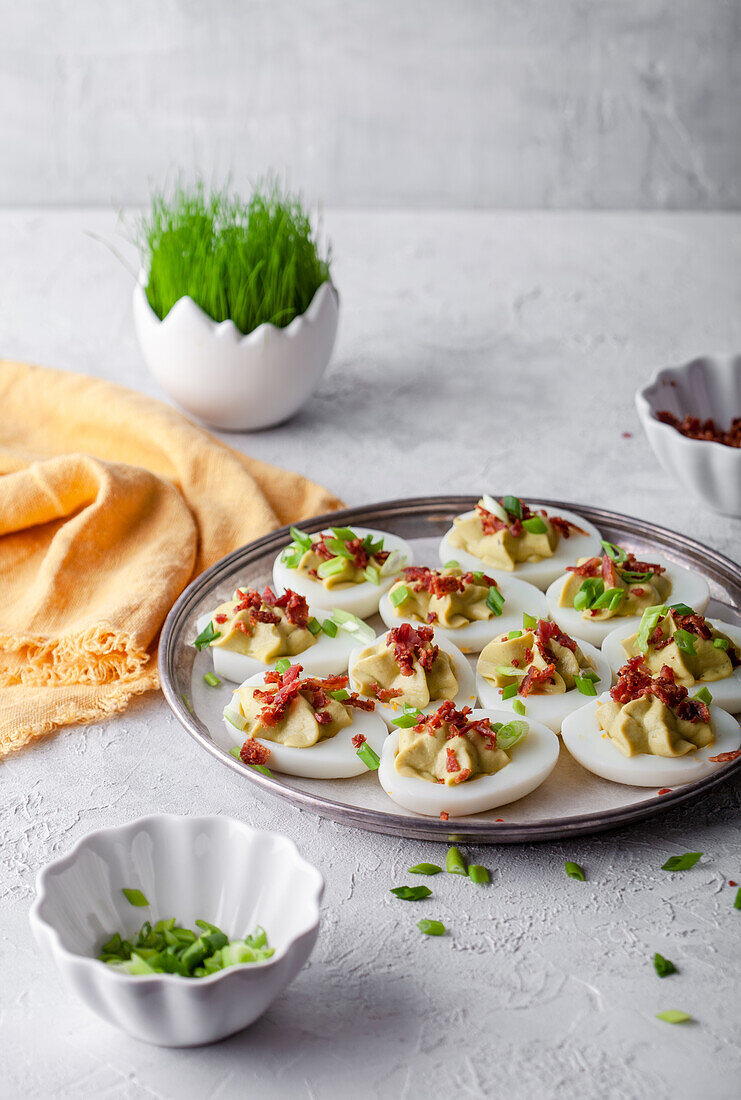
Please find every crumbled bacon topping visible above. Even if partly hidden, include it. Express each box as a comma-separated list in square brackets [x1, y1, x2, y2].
[440, 811, 450, 821]
[535, 618, 577, 655]
[566, 551, 665, 581]
[610, 657, 710, 723]
[369, 683, 404, 703]
[387, 623, 439, 675]
[214, 613, 228, 624]
[309, 534, 389, 571]
[401, 565, 498, 596]
[657, 410, 741, 449]
[253, 665, 374, 726]
[415, 701, 498, 751]
[351, 733, 367, 749]
[708, 749, 741, 763]
[240, 739, 271, 765]
[518, 662, 556, 697]
[476, 498, 584, 539]
[228, 586, 310, 630]
[445, 747, 460, 772]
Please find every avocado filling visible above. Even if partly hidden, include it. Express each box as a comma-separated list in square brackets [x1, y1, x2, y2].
[622, 608, 739, 687]
[597, 657, 714, 758]
[560, 548, 671, 621]
[208, 586, 316, 662]
[394, 701, 526, 785]
[478, 619, 595, 696]
[352, 624, 458, 709]
[388, 566, 504, 627]
[449, 496, 583, 570]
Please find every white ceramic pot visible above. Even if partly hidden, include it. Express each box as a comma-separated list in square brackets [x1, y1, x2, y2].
[133, 279, 339, 431]
[636, 355, 741, 517]
[29, 815, 323, 1047]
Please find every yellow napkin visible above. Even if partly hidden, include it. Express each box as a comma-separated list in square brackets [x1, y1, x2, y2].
[0, 360, 342, 756]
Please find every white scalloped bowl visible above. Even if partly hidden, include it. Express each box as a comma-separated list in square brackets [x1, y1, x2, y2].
[29, 815, 323, 1047]
[133, 279, 339, 430]
[636, 355, 741, 516]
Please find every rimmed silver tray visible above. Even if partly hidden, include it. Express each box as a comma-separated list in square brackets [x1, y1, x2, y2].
[159, 496, 741, 843]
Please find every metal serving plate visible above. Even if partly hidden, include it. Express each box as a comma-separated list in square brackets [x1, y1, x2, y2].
[159, 497, 741, 843]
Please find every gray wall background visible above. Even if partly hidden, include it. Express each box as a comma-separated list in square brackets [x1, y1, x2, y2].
[1, 0, 739, 209]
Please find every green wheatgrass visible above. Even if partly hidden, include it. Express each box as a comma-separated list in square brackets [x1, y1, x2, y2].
[137, 181, 331, 336]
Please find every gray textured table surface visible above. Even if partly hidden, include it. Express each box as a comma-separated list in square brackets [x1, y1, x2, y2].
[2, 209, 740, 1100]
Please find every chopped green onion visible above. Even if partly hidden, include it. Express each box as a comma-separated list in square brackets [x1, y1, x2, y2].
[203, 672, 221, 688]
[713, 637, 730, 651]
[122, 888, 149, 907]
[694, 686, 712, 705]
[390, 584, 411, 607]
[329, 608, 376, 644]
[408, 863, 442, 875]
[417, 919, 445, 936]
[486, 587, 505, 616]
[330, 688, 350, 701]
[574, 578, 604, 611]
[674, 629, 697, 655]
[502, 495, 523, 519]
[289, 526, 313, 550]
[307, 617, 323, 635]
[229, 746, 241, 758]
[480, 493, 508, 520]
[523, 612, 537, 629]
[321, 618, 338, 637]
[565, 861, 585, 881]
[330, 526, 357, 541]
[281, 550, 303, 569]
[600, 540, 628, 563]
[446, 847, 467, 876]
[582, 669, 600, 681]
[507, 629, 523, 639]
[223, 704, 248, 731]
[356, 742, 380, 770]
[669, 602, 694, 616]
[364, 565, 381, 584]
[390, 885, 432, 901]
[495, 664, 521, 677]
[523, 515, 547, 535]
[656, 1010, 692, 1025]
[636, 605, 667, 652]
[275, 657, 291, 674]
[622, 570, 654, 582]
[194, 621, 221, 651]
[591, 587, 624, 611]
[734, 887, 741, 910]
[574, 675, 597, 696]
[662, 852, 702, 872]
[653, 953, 677, 978]
[495, 720, 528, 751]
[501, 683, 517, 701]
[394, 710, 423, 728]
[468, 865, 490, 884]
[512, 699, 526, 715]
[443, 560, 460, 569]
[317, 556, 346, 579]
[251, 763, 273, 777]
[324, 538, 354, 559]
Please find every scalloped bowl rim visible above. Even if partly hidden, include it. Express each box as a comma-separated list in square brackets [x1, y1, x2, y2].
[636, 357, 741, 460]
[29, 814, 324, 987]
[134, 275, 339, 348]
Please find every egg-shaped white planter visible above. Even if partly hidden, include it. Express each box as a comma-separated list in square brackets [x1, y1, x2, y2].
[133, 279, 339, 431]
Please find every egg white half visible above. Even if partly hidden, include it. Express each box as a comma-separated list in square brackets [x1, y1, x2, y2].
[196, 609, 361, 684]
[438, 506, 603, 591]
[601, 618, 741, 714]
[475, 638, 612, 733]
[377, 709, 560, 817]
[378, 574, 549, 653]
[561, 695, 741, 787]
[546, 560, 711, 647]
[224, 675, 388, 778]
[347, 629, 477, 728]
[272, 527, 414, 618]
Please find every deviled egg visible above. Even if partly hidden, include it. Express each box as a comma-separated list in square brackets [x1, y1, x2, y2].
[347, 624, 476, 727]
[438, 495, 602, 590]
[475, 618, 611, 732]
[602, 608, 741, 713]
[378, 564, 548, 653]
[223, 663, 388, 779]
[378, 701, 560, 817]
[561, 657, 741, 787]
[546, 543, 710, 647]
[273, 525, 413, 619]
[194, 585, 361, 684]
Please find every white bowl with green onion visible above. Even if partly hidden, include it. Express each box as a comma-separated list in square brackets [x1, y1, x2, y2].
[29, 815, 323, 1047]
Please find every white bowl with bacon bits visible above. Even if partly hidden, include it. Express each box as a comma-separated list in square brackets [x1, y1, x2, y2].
[223, 663, 388, 779]
[378, 703, 560, 817]
[194, 585, 361, 684]
[475, 619, 611, 733]
[546, 542, 710, 648]
[378, 565, 548, 653]
[562, 660, 741, 787]
[273, 525, 413, 619]
[347, 625, 476, 728]
[438, 495, 602, 590]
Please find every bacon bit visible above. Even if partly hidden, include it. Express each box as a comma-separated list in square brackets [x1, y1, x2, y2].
[440, 811, 450, 821]
[240, 739, 271, 765]
[511, 658, 520, 668]
[476, 504, 508, 535]
[342, 694, 376, 711]
[622, 431, 633, 439]
[253, 609, 280, 625]
[427, 612, 439, 624]
[351, 733, 367, 749]
[445, 747, 460, 773]
[611, 657, 709, 722]
[602, 555, 619, 589]
[454, 768, 471, 784]
[708, 749, 741, 763]
[495, 818, 504, 822]
[673, 612, 712, 640]
[631, 587, 646, 597]
[314, 710, 333, 725]
[657, 787, 672, 795]
[567, 556, 602, 577]
[387, 623, 439, 675]
[214, 613, 228, 624]
[518, 662, 556, 697]
[508, 518, 523, 537]
[730, 880, 738, 887]
[550, 515, 585, 538]
[369, 683, 404, 703]
[657, 410, 741, 448]
[536, 618, 577, 655]
[235, 620, 249, 633]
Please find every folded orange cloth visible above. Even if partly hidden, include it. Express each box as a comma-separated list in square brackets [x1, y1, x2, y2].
[0, 360, 342, 756]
